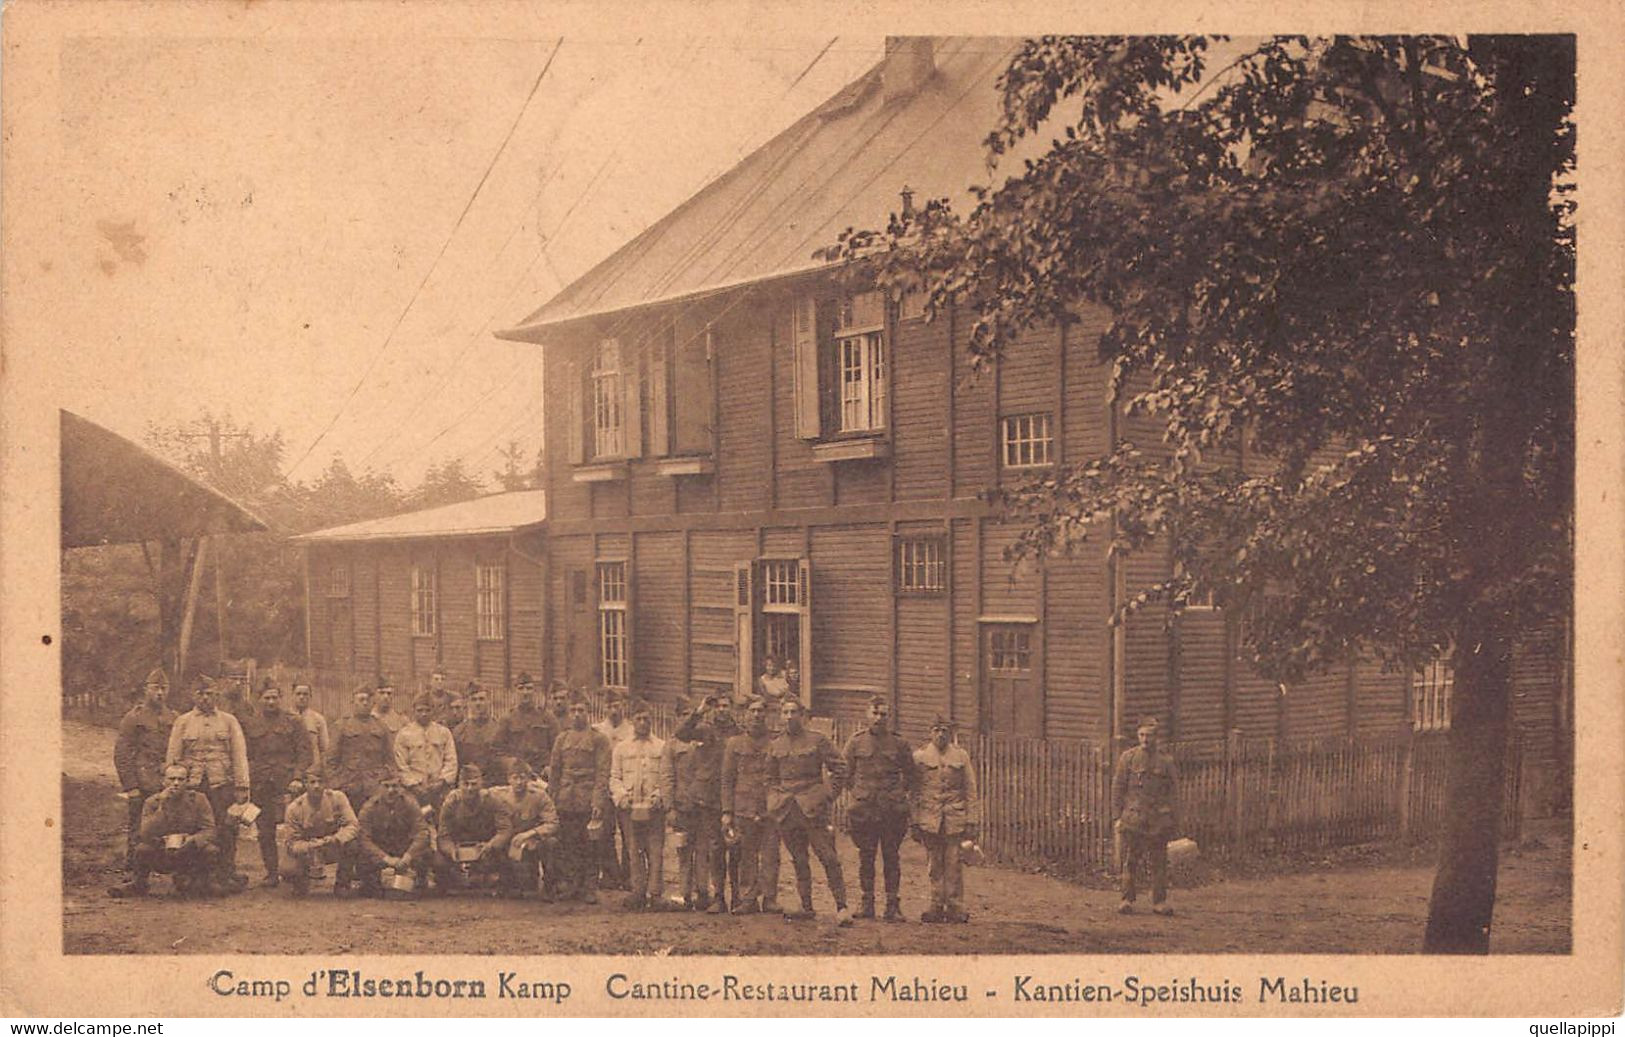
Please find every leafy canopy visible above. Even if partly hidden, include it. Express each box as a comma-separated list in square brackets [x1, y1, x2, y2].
[826, 36, 1574, 681]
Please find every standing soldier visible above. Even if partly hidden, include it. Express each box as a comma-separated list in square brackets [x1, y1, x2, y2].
[354, 775, 431, 896]
[549, 697, 611, 903]
[592, 688, 634, 891]
[280, 770, 359, 896]
[1112, 717, 1180, 916]
[328, 686, 394, 894]
[494, 762, 560, 899]
[911, 714, 979, 923]
[610, 701, 667, 910]
[240, 684, 314, 887]
[113, 668, 177, 876]
[721, 697, 779, 915]
[166, 678, 252, 894]
[394, 694, 458, 812]
[495, 673, 557, 780]
[290, 684, 329, 774]
[669, 695, 733, 912]
[107, 764, 218, 898]
[453, 685, 503, 782]
[842, 695, 917, 921]
[425, 668, 456, 723]
[547, 679, 573, 729]
[766, 699, 852, 925]
[371, 678, 407, 737]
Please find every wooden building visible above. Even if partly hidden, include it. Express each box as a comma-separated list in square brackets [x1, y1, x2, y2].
[304, 38, 1569, 811]
[295, 491, 548, 697]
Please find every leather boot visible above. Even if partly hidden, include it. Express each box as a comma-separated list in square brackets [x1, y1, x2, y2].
[855, 895, 876, 920]
[883, 898, 905, 922]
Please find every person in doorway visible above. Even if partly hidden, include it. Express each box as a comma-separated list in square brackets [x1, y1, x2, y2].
[765, 699, 851, 925]
[1112, 716, 1180, 916]
[756, 655, 791, 709]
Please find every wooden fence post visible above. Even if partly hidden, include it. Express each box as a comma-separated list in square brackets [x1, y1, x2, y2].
[1397, 729, 1416, 841]
[1225, 728, 1244, 856]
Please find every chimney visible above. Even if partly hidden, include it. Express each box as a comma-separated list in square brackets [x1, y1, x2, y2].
[882, 36, 934, 102]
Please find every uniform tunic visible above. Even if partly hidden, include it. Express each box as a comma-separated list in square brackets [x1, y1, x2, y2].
[912, 741, 979, 916]
[1111, 746, 1180, 836]
[495, 704, 559, 777]
[765, 730, 841, 823]
[842, 729, 917, 823]
[356, 789, 430, 865]
[329, 712, 394, 802]
[393, 720, 458, 792]
[115, 702, 178, 794]
[166, 708, 250, 789]
[241, 709, 313, 805]
[453, 716, 504, 782]
[549, 728, 611, 816]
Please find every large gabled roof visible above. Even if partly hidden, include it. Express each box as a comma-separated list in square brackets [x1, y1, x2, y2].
[60, 410, 269, 548]
[497, 37, 1026, 339]
[293, 489, 547, 545]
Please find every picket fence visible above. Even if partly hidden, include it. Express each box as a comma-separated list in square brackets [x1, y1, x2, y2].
[267, 667, 1524, 873]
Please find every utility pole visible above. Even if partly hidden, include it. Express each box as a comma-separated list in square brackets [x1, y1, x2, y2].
[174, 418, 252, 671]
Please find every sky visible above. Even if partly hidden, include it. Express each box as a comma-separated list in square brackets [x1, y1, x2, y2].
[7, 11, 885, 486]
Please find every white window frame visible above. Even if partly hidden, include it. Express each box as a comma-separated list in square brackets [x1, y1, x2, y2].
[897, 536, 946, 594]
[834, 293, 887, 435]
[1002, 412, 1054, 468]
[410, 565, 437, 638]
[475, 563, 505, 642]
[597, 561, 629, 690]
[988, 625, 1034, 673]
[591, 339, 624, 459]
[761, 558, 802, 612]
[1412, 658, 1454, 732]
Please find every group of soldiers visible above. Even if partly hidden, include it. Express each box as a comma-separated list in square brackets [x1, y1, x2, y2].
[106, 667, 995, 924]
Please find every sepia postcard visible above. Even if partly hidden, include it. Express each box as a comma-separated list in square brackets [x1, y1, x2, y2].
[2, 0, 1621, 1019]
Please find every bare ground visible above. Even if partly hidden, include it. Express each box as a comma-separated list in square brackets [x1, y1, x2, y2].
[59, 718, 1571, 956]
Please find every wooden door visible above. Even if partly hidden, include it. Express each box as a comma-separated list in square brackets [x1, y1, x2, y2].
[983, 623, 1041, 736]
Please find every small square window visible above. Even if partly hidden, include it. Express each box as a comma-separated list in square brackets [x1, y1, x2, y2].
[1002, 413, 1053, 468]
[896, 537, 946, 593]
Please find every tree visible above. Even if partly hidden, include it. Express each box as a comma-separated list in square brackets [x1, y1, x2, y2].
[408, 457, 486, 510]
[826, 36, 1573, 953]
[493, 440, 531, 491]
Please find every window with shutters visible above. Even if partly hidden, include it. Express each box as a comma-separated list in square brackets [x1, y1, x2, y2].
[475, 563, 505, 641]
[896, 536, 947, 594]
[793, 291, 891, 445]
[597, 561, 629, 690]
[410, 565, 437, 638]
[1002, 412, 1054, 468]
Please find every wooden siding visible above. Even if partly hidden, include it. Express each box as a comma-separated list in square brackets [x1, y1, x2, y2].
[716, 309, 773, 513]
[808, 525, 890, 699]
[950, 518, 980, 733]
[770, 298, 828, 510]
[1172, 609, 1227, 740]
[1065, 307, 1112, 462]
[508, 539, 547, 687]
[351, 554, 378, 677]
[439, 547, 475, 679]
[376, 545, 412, 688]
[633, 530, 685, 698]
[1043, 547, 1109, 740]
[951, 316, 994, 492]
[892, 314, 950, 501]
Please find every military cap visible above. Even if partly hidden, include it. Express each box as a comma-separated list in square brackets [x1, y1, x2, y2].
[929, 713, 953, 730]
[460, 763, 483, 781]
[516, 672, 535, 688]
[145, 668, 170, 687]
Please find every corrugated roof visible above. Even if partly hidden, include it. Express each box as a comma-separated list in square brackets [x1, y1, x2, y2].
[498, 37, 1027, 338]
[294, 490, 548, 544]
[61, 410, 269, 548]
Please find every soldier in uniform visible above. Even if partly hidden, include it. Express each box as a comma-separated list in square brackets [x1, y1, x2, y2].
[1112, 717, 1180, 916]
[354, 775, 431, 896]
[549, 697, 612, 903]
[371, 678, 408, 737]
[494, 672, 557, 779]
[494, 762, 560, 899]
[669, 695, 733, 912]
[453, 684, 503, 782]
[842, 695, 918, 921]
[240, 683, 314, 886]
[547, 679, 573, 728]
[280, 769, 359, 895]
[765, 699, 852, 925]
[166, 678, 252, 893]
[433, 764, 511, 893]
[327, 685, 394, 893]
[721, 697, 779, 914]
[290, 683, 329, 773]
[592, 688, 633, 890]
[113, 668, 178, 874]
[394, 694, 458, 812]
[610, 701, 668, 910]
[425, 668, 456, 724]
[912, 714, 979, 923]
[108, 764, 218, 898]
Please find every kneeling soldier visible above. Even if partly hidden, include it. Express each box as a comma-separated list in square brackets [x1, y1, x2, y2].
[434, 764, 511, 893]
[912, 715, 979, 923]
[280, 770, 359, 895]
[355, 775, 431, 896]
[495, 762, 561, 898]
[109, 764, 218, 898]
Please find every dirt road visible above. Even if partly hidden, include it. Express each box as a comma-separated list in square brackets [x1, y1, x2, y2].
[60, 719, 1570, 955]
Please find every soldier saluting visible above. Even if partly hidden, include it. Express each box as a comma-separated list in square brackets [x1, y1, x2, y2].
[1112, 716, 1180, 916]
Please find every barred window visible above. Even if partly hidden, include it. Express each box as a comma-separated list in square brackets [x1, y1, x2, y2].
[989, 627, 1033, 673]
[1412, 658, 1454, 732]
[410, 565, 437, 637]
[328, 564, 350, 597]
[475, 564, 505, 641]
[597, 561, 628, 689]
[1002, 413, 1054, 468]
[896, 536, 946, 593]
